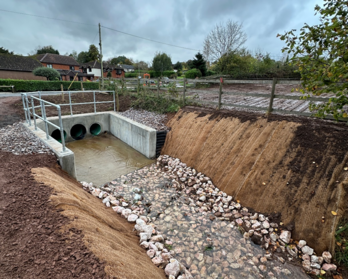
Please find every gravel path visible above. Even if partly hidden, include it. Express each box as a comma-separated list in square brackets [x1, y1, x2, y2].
[119, 108, 169, 131]
[0, 123, 53, 155]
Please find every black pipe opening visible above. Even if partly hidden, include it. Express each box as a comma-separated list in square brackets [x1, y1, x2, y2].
[90, 123, 101, 136]
[70, 124, 86, 140]
[51, 129, 67, 143]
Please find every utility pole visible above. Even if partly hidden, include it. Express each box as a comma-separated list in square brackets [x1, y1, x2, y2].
[99, 23, 104, 89]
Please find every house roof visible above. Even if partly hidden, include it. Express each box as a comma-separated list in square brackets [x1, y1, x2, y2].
[120, 64, 134, 69]
[36, 53, 80, 66]
[80, 60, 124, 71]
[0, 54, 42, 72]
[57, 70, 94, 77]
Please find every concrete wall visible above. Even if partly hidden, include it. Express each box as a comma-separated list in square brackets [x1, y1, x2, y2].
[34, 112, 156, 178]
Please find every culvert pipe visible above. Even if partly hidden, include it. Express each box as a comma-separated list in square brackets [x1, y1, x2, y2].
[51, 129, 67, 143]
[70, 124, 86, 140]
[90, 123, 101, 136]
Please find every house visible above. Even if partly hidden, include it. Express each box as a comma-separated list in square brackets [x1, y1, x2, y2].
[0, 54, 45, 80]
[36, 53, 94, 81]
[120, 64, 134, 72]
[80, 60, 125, 79]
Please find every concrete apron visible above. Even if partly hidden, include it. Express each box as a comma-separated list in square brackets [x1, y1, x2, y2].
[23, 112, 157, 179]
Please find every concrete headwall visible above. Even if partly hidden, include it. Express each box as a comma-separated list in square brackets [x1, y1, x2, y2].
[33, 112, 156, 179]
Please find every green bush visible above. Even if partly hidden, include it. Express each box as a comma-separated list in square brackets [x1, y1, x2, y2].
[185, 68, 202, 79]
[206, 70, 216, 76]
[0, 79, 99, 92]
[177, 70, 182, 77]
[131, 95, 185, 114]
[33, 67, 60, 80]
[125, 73, 138, 78]
[148, 71, 176, 78]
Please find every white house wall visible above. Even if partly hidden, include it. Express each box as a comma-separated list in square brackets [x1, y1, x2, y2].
[91, 68, 102, 77]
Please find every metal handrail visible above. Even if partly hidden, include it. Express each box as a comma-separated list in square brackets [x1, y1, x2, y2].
[21, 90, 115, 152]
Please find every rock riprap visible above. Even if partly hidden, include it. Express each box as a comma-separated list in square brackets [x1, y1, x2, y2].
[82, 155, 335, 278]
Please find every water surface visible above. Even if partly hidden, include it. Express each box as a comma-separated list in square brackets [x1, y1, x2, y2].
[66, 133, 155, 186]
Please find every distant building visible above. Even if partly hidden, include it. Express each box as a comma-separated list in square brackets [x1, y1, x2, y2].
[36, 53, 94, 81]
[120, 64, 134, 72]
[0, 54, 45, 80]
[80, 60, 125, 79]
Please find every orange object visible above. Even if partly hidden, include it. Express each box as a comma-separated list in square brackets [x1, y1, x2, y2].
[143, 73, 150, 79]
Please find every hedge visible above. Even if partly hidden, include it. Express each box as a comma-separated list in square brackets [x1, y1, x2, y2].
[0, 79, 99, 92]
[125, 71, 176, 78]
[184, 68, 202, 79]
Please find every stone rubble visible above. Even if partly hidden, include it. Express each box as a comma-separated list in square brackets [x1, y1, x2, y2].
[0, 123, 53, 155]
[118, 108, 169, 131]
[81, 155, 337, 278]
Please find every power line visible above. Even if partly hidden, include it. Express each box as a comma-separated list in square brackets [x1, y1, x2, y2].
[0, 8, 200, 52]
[101, 26, 200, 51]
[0, 8, 95, 26]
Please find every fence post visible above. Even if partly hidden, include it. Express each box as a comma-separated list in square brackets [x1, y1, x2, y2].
[157, 77, 160, 97]
[267, 78, 277, 114]
[93, 91, 96, 113]
[81, 81, 84, 98]
[137, 78, 140, 95]
[183, 78, 186, 106]
[11, 85, 14, 93]
[30, 96, 37, 130]
[61, 84, 64, 101]
[218, 78, 223, 110]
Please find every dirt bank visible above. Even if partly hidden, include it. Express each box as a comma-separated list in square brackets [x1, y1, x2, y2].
[162, 106, 348, 254]
[32, 166, 166, 279]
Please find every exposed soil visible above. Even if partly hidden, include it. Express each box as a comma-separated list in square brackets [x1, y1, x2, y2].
[0, 153, 108, 278]
[0, 96, 166, 278]
[162, 106, 348, 257]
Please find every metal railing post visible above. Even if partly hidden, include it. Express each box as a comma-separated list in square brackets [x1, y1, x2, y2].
[25, 95, 32, 126]
[40, 100, 49, 140]
[38, 91, 42, 99]
[113, 90, 116, 112]
[21, 94, 29, 124]
[30, 96, 37, 130]
[57, 106, 66, 152]
[68, 91, 73, 116]
[93, 91, 96, 113]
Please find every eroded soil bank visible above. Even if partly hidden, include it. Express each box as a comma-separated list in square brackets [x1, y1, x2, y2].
[162, 107, 348, 255]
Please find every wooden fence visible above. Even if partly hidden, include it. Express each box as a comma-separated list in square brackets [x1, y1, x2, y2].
[111, 77, 344, 122]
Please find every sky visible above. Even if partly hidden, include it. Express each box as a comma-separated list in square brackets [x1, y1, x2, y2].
[0, 0, 324, 64]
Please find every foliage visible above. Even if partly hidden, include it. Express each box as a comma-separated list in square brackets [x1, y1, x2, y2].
[173, 61, 183, 70]
[0, 47, 14, 55]
[152, 52, 173, 72]
[110, 55, 133, 65]
[131, 95, 185, 114]
[177, 70, 182, 77]
[69, 50, 78, 60]
[125, 71, 176, 78]
[133, 60, 149, 70]
[206, 70, 216, 76]
[185, 68, 202, 79]
[0, 79, 99, 92]
[77, 51, 89, 63]
[107, 71, 112, 78]
[87, 44, 99, 61]
[279, 0, 348, 119]
[36, 45, 59, 55]
[33, 67, 60, 81]
[186, 59, 194, 70]
[192, 52, 207, 76]
[335, 218, 348, 267]
[125, 73, 138, 78]
[76, 44, 99, 63]
[203, 20, 247, 62]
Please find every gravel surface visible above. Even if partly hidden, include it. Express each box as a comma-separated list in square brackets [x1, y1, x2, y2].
[0, 123, 53, 155]
[119, 108, 169, 131]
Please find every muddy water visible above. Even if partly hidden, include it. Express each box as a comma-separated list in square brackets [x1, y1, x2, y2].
[66, 133, 155, 186]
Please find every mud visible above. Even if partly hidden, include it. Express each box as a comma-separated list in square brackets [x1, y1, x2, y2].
[162, 107, 348, 254]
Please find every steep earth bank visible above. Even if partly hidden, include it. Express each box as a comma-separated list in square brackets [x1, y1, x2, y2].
[162, 107, 348, 254]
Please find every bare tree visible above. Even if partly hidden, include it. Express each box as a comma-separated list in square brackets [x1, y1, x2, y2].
[203, 20, 247, 62]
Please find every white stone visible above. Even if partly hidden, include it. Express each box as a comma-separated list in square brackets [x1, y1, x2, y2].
[279, 230, 291, 243]
[301, 246, 314, 255]
[262, 220, 270, 229]
[297, 240, 306, 248]
[127, 214, 138, 222]
[322, 263, 337, 271]
[322, 251, 332, 263]
[165, 259, 181, 277]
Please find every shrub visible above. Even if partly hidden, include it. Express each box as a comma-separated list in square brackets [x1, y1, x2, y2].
[131, 95, 185, 114]
[0, 79, 99, 92]
[177, 70, 182, 77]
[33, 67, 60, 80]
[185, 68, 202, 79]
[206, 70, 216, 76]
[125, 73, 137, 78]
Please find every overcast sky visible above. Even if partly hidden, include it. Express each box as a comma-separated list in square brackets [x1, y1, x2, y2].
[0, 0, 324, 64]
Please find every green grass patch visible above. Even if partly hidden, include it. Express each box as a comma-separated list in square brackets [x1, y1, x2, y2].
[131, 95, 186, 114]
[335, 218, 348, 267]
